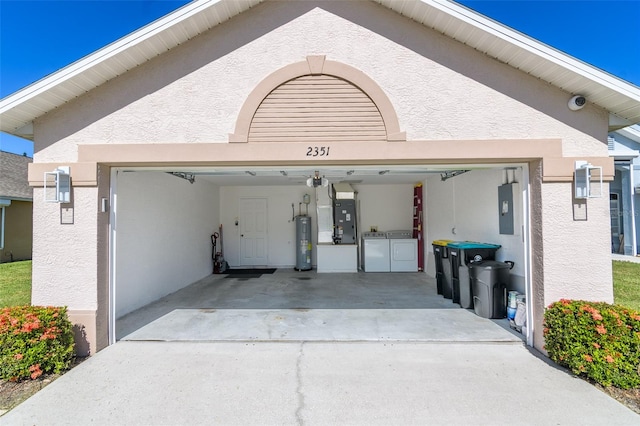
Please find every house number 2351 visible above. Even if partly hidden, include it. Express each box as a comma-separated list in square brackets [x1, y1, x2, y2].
[306, 146, 330, 157]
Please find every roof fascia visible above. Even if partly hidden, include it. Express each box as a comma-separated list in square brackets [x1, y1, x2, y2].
[424, 0, 640, 99]
[0, 0, 237, 113]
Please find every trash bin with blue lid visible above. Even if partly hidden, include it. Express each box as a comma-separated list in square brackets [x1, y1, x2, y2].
[432, 240, 453, 296]
[448, 242, 501, 308]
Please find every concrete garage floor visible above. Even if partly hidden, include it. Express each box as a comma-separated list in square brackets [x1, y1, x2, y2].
[118, 270, 523, 344]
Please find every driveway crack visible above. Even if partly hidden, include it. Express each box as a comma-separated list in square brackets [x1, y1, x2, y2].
[295, 341, 305, 425]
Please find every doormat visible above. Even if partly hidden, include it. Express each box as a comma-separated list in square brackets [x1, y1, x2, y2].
[226, 268, 277, 275]
[224, 268, 276, 279]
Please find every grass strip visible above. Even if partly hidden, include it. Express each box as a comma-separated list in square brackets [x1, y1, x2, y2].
[0, 261, 32, 308]
[612, 260, 640, 311]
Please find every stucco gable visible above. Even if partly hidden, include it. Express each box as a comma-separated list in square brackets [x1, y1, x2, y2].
[28, 1, 606, 162]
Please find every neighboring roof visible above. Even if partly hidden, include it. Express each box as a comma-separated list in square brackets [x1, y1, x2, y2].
[1, 0, 639, 140]
[0, 151, 33, 201]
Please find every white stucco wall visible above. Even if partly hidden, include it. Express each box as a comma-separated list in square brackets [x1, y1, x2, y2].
[34, 1, 607, 162]
[114, 172, 219, 317]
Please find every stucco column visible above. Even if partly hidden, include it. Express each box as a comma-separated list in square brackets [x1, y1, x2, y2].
[31, 166, 108, 356]
[531, 163, 614, 352]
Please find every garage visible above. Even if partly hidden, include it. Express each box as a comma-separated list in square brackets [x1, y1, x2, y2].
[110, 164, 531, 345]
[3, 0, 633, 356]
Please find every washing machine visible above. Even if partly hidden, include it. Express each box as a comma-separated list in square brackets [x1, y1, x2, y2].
[386, 230, 418, 272]
[361, 232, 390, 272]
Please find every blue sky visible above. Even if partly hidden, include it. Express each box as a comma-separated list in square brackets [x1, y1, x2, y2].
[1, 0, 639, 157]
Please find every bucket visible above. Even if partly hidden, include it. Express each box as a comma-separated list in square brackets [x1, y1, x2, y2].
[507, 306, 517, 320]
[514, 300, 527, 327]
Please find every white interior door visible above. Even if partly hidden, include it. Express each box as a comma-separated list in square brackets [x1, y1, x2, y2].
[239, 198, 268, 266]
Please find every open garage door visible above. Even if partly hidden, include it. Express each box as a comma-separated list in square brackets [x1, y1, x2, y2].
[109, 164, 532, 346]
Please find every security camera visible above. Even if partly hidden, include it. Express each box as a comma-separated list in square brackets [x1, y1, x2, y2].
[568, 95, 586, 111]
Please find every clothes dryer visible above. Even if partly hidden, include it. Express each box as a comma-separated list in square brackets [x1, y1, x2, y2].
[386, 230, 418, 272]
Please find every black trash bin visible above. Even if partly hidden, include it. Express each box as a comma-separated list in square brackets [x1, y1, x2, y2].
[470, 260, 513, 319]
[448, 242, 501, 308]
[432, 240, 453, 296]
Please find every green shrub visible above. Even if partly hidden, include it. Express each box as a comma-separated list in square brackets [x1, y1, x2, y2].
[544, 299, 640, 389]
[0, 305, 75, 381]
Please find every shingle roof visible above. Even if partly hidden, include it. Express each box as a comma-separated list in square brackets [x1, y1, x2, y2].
[0, 151, 33, 201]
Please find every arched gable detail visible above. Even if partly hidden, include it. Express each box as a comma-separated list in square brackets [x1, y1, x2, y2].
[229, 56, 405, 143]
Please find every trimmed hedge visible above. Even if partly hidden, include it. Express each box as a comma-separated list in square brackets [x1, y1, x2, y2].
[0, 305, 75, 381]
[544, 299, 640, 389]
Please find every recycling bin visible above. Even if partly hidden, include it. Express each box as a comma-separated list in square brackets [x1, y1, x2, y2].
[448, 242, 501, 308]
[470, 260, 512, 318]
[432, 240, 453, 296]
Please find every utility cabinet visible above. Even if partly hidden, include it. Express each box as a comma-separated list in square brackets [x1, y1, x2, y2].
[333, 183, 357, 245]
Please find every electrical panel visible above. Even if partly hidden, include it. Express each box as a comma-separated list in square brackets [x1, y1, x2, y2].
[498, 183, 515, 235]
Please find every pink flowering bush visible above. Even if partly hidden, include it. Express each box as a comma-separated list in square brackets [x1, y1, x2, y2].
[0, 305, 75, 381]
[544, 299, 640, 389]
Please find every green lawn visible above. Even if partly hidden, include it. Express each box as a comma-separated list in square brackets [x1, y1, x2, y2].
[612, 260, 640, 311]
[0, 260, 31, 308]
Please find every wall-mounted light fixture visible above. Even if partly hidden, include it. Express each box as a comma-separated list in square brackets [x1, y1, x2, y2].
[574, 161, 602, 199]
[44, 166, 71, 203]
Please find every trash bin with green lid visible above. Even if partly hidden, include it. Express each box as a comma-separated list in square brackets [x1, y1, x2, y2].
[470, 260, 513, 318]
[448, 242, 501, 308]
[432, 240, 453, 296]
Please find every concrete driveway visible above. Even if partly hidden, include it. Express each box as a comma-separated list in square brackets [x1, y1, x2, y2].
[1, 340, 638, 425]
